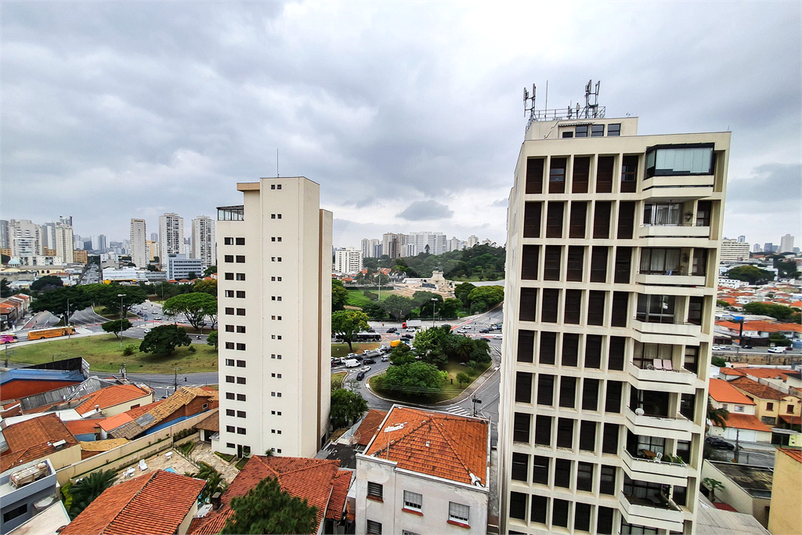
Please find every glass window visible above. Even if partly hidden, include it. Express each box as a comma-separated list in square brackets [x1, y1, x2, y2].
[591, 124, 605, 137]
[224, 237, 233, 245]
[575, 125, 588, 137]
[367, 520, 382, 535]
[403, 490, 422, 511]
[577, 462, 594, 491]
[643, 203, 682, 226]
[607, 123, 621, 136]
[235, 237, 245, 245]
[367, 482, 383, 500]
[646, 145, 714, 177]
[636, 294, 676, 323]
[448, 502, 470, 524]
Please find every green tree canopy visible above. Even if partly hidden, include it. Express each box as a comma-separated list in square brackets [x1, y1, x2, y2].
[439, 298, 462, 319]
[206, 330, 218, 349]
[101, 319, 133, 340]
[466, 285, 504, 312]
[0, 278, 13, 298]
[331, 279, 348, 311]
[163, 292, 217, 330]
[203, 265, 217, 277]
[97, 284, 148, 317]
[389, 343, 415, 365]
[187, 462, 227, 504]
[361, 302, 387, 320]
[412, 291, 443, 317]
[30, 275, 64, 292]
[68, 469, 117, 519]
[707, 398, 729, 429]
[742, 302, 796, 321]
[375, 361, 447, 397]
[221, 477, 318, 535]
[139, 325, 192, 356]
[726, 265, 774, 285]
[330, 388, 368, 428]
[31, 286, 93, 324]
[331, 310, 369, 352]
[454, 282, 476, 307]
[381, 294, 415, 321]
[193, 279, 217, 296]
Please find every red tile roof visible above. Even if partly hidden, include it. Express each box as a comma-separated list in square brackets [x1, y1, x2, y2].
[741, 368, 795, 381]
[65, 418, 106, 436]
[712, 413, 772, 432]
[778, 447, 802, 464]
[354, 409, 387, 447]
[189, 456, 350, 535]
[61, 470, 205, 535]
[716, 320, 802, 333]
[728, 377, 794, 401]
[719, 367, 747, 377]
[780, 415, 802, 426]
[709, 378, 755, 405]
[364, 406, 489, 486]
[0, 413, 79, 471]
[74, 384, 152, 416]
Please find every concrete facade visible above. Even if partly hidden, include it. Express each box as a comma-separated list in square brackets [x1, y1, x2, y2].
[215, 177, 332, 459]
[191, 215, 216, 272]
[498, 114, 729, 534]
[158, 213, 185, 267]
[129, 219, 148, 268]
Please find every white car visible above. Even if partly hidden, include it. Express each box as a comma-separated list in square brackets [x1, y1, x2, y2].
[767, 347, 787, 354]
[143, 328, 150, 334]
[493, 334, 503, 339]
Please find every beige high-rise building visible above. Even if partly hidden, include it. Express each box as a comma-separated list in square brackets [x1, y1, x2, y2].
[719, 239, 750, 263]
[191, 215, 216, 272]
[498, 104, 729, 534]
[159, 213, 184, 267]
[54, 223, 74, 264]
[215, 176, 332, 459]
[130, 219, 148, 268]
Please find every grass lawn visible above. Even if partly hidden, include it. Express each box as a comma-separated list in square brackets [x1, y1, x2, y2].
[331, 371, 347, 390]
[5, 335, 218, 374]
[345, 289, 395, 308]
[331, 342, 380, 358]
[368, 359, 490, 403]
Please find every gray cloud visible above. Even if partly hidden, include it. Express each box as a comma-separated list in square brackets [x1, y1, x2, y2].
[396, 200, 454, 221]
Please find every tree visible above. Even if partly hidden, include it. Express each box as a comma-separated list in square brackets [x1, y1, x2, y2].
[707, 397, 729, 429]
[439, 298, 462, 318]
[361, 302, 387, 320]
[163, 292, 217, 330]
[702, 478, 725, 503]
[742, 302, 795, 321]
[466, 285, 504, 311]
[389, 343, 415, 365]
[98, 284, 147, 317]
[454, 282, 476, 307]
[193, 279, 217, 296]
[30, 275, 64, 293]
[412, 291, 443, 317]
[0, 278, 13, 298]
[381, 294, 414, 321]
[139, 325, 192, 356]
[711, 356, 727, 367]
[101, 319, 133, 340]
[207, 330, 218, 349]
[726, 265, 774, 285]
[203, 265, 217, 277]
[331, 279, 348, 311]
[31, 286, 93, 324]
[187, 462, 227, 504]
[769, 333, 792, 347]
[456, 371, 471, 386]
[375, 361, 447, 397]
[330, 389, 368, 428]
[331, 310, 369, 352]
[774, 259, 800, 279]
[68, 469, 117, 519]
[221, 477, 318, 535]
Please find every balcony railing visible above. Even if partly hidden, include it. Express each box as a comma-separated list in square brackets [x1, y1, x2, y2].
[624, 407, 696, 439]
[620, 492, 685, 532]
[637, 224, 710, 239]
[627, 361, 696, 386]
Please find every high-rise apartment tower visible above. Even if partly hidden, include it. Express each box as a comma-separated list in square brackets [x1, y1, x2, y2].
[130, 219, 148, 268]
[215, 177, 332, 459]
[191, 216, 216, 272]
[159, 213, 185, 267]
[499, 92, 729, 535]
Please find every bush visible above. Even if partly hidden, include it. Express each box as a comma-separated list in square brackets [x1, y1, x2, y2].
[122, 345, 137, 356]
[188, 345, 197, 353]
[235, 457, 250, 470]
[215, 451, 235, 462]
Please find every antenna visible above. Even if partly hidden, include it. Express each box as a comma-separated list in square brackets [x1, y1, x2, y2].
[523, 84, 536, 117]
[276, 149, 279, 178]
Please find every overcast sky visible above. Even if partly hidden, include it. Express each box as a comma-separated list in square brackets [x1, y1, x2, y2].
[2, 1, 800, 250]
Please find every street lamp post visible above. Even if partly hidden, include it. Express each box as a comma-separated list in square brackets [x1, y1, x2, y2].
[431, 298, 437, 329]
[118, 294, 125, 349]
[66, 299, 71, 338]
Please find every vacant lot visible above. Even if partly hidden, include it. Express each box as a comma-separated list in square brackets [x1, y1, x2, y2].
[5, 335, 218, 374]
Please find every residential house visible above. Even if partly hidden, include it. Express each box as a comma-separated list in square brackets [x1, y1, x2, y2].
[355, 405, 490, 535]
[60, 470, 205, 535]
[189, 456, 352, 535]
[768, 448, 802, 535]
[708, 379, 773, 442]
[352, 409, 387, 451]
[195, 409, 218, 442]
[727, 376, 801, 426]
[701, 460, 772, 528]
[71, 383, 153, 418]
[0, 459, 62, 534]
[107, 387, 217, 440]
[0, 413, 80, 472]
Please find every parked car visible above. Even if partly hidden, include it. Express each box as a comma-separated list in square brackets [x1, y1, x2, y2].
[406, 328, 416, 333]
[705, 436, 735, 450]
[363, 358, 376, 364]
[386, 327, 397, 333]
[479, 328, 491, 333]
[768, 346, 787, 354]
[143, 328, 150, 334]
[741, 344, 753, 349]
[712, 345, 729, 351]
[401, 334, 414, 340]
[493, 334, 503, 339]
[381, 355, 389, 362]
[356, 371, 366, 381]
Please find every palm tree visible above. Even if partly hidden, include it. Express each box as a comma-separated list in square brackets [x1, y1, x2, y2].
[188, 462, 227, 503]
[707, 397, 730, 430]
[69, 469, 117, 518]
[703, 478, 725, 502]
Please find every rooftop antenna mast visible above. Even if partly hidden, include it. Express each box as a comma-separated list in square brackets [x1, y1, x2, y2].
[583, 79, 601, 119]
[276, 149, 279, 178]
[523, 84, 536, 131]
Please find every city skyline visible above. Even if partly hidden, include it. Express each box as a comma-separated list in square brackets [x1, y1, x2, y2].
[1, 3, 799, 249]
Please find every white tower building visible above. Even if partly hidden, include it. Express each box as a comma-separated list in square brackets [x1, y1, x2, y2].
[130, 219, 148, 268]
[191, 215, 216, 272]
[54, 223, 74, 263]
[215, 176, 332, 459]
[335, 247, 363, 274]
[159, 213, 185, 267]
[779, 234, 794, 254]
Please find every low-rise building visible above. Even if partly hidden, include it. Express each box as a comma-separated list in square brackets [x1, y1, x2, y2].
[701, 460, 772, 528]
[768, 447, 802, 535]
[166, 254, 203, 281]
[0, 459, 61, 534]
[0, 414, 80, 472]
[708, 379, 773, 442]
[355, 405, 490, 535]
[727, 376, 801, 426]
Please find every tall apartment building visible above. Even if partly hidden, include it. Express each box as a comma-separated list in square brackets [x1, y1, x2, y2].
[130, 219, 148, 268]
[54, 223, 74, 264]
[382, 233, 404, 259]
[335, 247, 363, 274]
[498, 101, 729, 534]
[9, 220, 42, 260]
[467, 235, 479, 248]
[719, 239, 750, 263]
[191, 216, 216, 272]
[159, 213, 185, 267]
[407, 231, 448, 255]
[216, 176, 332, 459]
[779, 233, 794, 254]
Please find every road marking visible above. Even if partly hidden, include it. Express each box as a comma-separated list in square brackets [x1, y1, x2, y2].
[443, 405, 471, 417]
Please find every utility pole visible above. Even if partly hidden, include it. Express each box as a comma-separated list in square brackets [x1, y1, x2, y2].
[174, 367, 179, 393]
[472, 395, 482, 417]
[734, 428, 741, 463]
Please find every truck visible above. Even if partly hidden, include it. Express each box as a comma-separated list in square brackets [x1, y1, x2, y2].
[27, 326, 76, 340]
[344, 358, 360, 368]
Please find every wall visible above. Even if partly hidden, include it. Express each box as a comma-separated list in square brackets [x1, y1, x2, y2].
[702, 461, 772, 528]
[768, 450, 802, 535]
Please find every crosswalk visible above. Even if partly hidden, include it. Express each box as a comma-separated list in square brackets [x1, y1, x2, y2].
[443, 405, 472, 417]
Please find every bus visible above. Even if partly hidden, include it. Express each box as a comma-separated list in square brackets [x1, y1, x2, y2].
[0, 333, 18, 344]
[354, 332, 381, 342]
[26, 326, 76, 341]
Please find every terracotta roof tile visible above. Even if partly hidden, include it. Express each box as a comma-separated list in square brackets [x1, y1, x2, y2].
[780, 415, 802, 426]
[354, 409, 387, 446]
[364, 406, 489, 486]
[109, 388, 213, 439]
[189, 456, 346, 535]
[80, 438, 129, 452]
[74, 384, 152, 416]
[719, 367, 747, 377]
[741, 368, 795, 380]
[0, 413, 79, 471]
[716, 320, 802, 333]
[61, 470, 205, 535]
[65, 418, 106, 436]
[100, 413, 133, 432]
[778, 447, 802, 463]
[327, 470, 352, 520]
[712, 413, 772, 432]
[728, 377, 795, 401]
[709, 378, 755, 405]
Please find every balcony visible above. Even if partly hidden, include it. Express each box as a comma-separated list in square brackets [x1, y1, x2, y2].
[622, 449, 694, 487]
[626, 361, 696, 387]
[641, 174, 714, 200]
[631, 318, 701, 338]
[624, 407, 695, 440]
[635, 272, 707, 287]
[620, 492, 685, 532]
[637, 224, 710, 239]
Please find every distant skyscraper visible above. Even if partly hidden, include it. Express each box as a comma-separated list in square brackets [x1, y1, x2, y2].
[737, 235, 746, 243]
[41, 222, 56, 250]
[59, 215, 73, 227]
[55, 223, 74, 263]
[130, 219, 148, 268]
[752, 243, 762, 253]
[780, 234, 794, 253]
[335, 247, 363, 274]
[467, 235, 478, 248]
[151, 232, 158, 242]
[158, 213, 185, 267]
[407, 231, 448, 255]
[360, 238, 375, 259]
[191, 215, 216, 271]
[0, 220, 8, 249]
[763, 242, 774, 253]
[216, 176, 332, 459]
[448, 236, 463, 252]
[9, 219, 43, 260]
[720, 239, 750, 262]
[382, 233, 403, 259]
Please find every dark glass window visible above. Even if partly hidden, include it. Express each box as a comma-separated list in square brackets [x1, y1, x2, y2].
[526, 158, 545, 194]
[540, 332, 557, 364]
[636, 294, 676, 323]
[531, 495, 548, 524]
[621, 155, 638, 192]
[696, 200, 712, 227]
[537, 374, 554, 405]
[515, 372, 533, 403]
[593, 202, 611, 239]
[608, 337, 626, 370]
[546, 202, 564, 238]
[541, 289, 559, 323]
[544, 246, 561, 281]
[582, 379, 599, 411]
[614, 247, 632, 283]
[596, 156, 614, 193]
[511, 453, 528, 481]
[587, 291, 605, 326]
[575, 503, 591, 531]
[521, 245, 540, 280]
[556, 418, 574, 448]
[567, 246, 584, 281]
[605, 381, 623, 413]
[523, 202, 542, 238]
[519, 288, 537, 322]
[597, 506, 615, 534]
[564, 290, 582, 324]
[579, 421, 596, 451]
[591, 124, 605, 137]
[552, 499, 569, 527]
[572, 157, 590, 193]
[599, 468, 616, 495]
[509, 492, 527, 520]
[688, 296, 704, 325]
[235, 237, 245, 245]
[576, 125, 588, 137]
[590, 247, 608, 282]
[577, 462, 594, 491]
[607, 123, 621, 136]
[517, 330, 535, 363]
[569, 202, 587, 238]
[554, 459, 571, 487]
[585, 335, 602, 369]
[534, 415, 552, 445]
[532, 456, 549, 484]
[692, 248, 708, 276]
[602, 424, 619, 454]
[684, 345, 699, 374]
[559, 377, 576, 409]
[611, 292, 629, 327]
[549, 158, 567, 193]
[640, 248, 682, 275]
[562, 333, 579, 366]
[617, 201, 636, 238]
[513, 412, 530, 443]
[646, 145, 713, 177]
